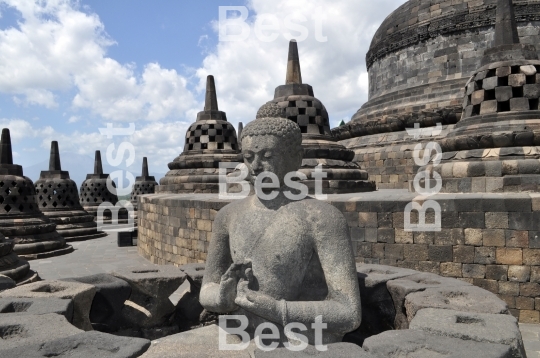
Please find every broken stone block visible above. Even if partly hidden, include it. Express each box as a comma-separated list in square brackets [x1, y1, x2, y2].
[0, 313, 82, 351]
[363, 329, 512, 358]
[1, 331, 151, 358]
[0, 280, 95, 330]
[179, 263, 205, 292]
[62, 274, 131, 332]
[111, 266, 186, 328]
[0, 297, 73, 322]
[404, 285, 509, 323]
[0, 274, 15, 292]
[410, 308, 525, 358]
[386, 273, 472, 329]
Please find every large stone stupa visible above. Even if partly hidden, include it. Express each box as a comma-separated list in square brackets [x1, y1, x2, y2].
[35, 141, 107, 241]
[428, 0, 540, 193]
[0, 129, 72, 259]
[158, 75, 243, 193]
[262, 40, 376, 194]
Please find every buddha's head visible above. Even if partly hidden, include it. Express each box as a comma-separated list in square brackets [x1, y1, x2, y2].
[241, 105, 303, 187]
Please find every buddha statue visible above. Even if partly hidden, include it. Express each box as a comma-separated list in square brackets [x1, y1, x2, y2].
[200, 107, 361, 347]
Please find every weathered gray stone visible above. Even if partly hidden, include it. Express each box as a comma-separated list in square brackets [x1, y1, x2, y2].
[0, 274, 15, 292]
[0, 313, 82, 351]
[254, 343, 372, 357]
[111, 266, 186, 328]
[410, 308, 525, 358]
[386, 273, 472, 329]
[1, 331, 150, 358]
[404, 285, 509, 323]
[179, 263, 205, 292]
[62, 273, 131, 332]
[0, 280, 96, 330]
[140, 325, 251, 358]
[0, 297, 73, 321]
[363, 329, 512, 358]
[200, 115, 362, 345]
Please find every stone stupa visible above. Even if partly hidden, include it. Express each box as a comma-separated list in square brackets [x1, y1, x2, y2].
[131, 157, 158, 211]
[0, 231, 38, 284]
[0, 129, 72, 259]
[79, 150, 126, 223]
[158, 75, 243, 193]
[261, 40, 376, 193]
[35, 141, 107, 241]
[428, 0, 540, 193]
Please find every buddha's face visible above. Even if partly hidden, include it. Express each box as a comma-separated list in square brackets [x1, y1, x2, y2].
[242, 135, 303, 187]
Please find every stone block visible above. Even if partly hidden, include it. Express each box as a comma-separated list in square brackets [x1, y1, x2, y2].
[506, 231, 529, 248]
[428, 245, 453, 262]
[519, 310, 540, 323]
[531, 266, 540, 283]
[474, 247, 496, 264]
[499, 281, 520, 296]
[465, 228, 483, 246]
[510, 98, 530, 111]
[480, 100, 498, 114]
[485, 213, 509, 229]
[179, 263, 205, 292]
[403, 244, 428, 261]
[1, 331, 151, 358]
[524, 84, 540, 99]
[359, 212, 377, 228]
[453, 245, 474, 263]
[387, 273, 470, 329]
[363, 326, 512, 358]
[509, 73, 526, 87]
[485, 265, 508, 281]
[496, 248, 523, 265]
[521, 65, 537, 76]
[495, 86, 513, 102]
[516, 297, 535, 310]
[440, 262, 462, 278]
[471, 90, 485, 105]
[520, 282, 540, 297]
[0, 313, 82, 351]
[462, 264, 486, 278]
[410, 308, 525, 358]
[523, 249, 540, 265]
[497, 67, 511, 77]
[482, 76, 498, 90]
[472, 278, 499, 294]
[0, 297, 73, 322]
[0, 280, 95, 331]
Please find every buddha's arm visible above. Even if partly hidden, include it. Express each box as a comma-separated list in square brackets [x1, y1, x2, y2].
[199, 209, 237, 313]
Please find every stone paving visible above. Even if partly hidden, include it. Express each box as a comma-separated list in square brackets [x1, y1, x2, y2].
[28, 232, 540, 356]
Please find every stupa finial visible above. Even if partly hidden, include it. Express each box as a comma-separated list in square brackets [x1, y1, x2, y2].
[494, 0, 520, 47]
[49, 141, 61, 171]
[204, 75, 219, 111]
[0, 128, 13, 165]
[142, 157, 149, 177]
[286, 40, 302, 85]
[94, 150, 103, 175]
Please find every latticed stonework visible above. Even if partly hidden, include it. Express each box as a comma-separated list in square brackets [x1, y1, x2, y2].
[423, 0, 540, 193]
[264, 41, 375, 194]
[0, 130, 72, 260]
[131, 157, 158, 213]
[34, 142, 107, 242]
[184, 121, 238, 152]
[158, 75, 243, 193]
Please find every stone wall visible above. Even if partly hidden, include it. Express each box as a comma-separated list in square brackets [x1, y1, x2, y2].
[138, 192, 540, 323]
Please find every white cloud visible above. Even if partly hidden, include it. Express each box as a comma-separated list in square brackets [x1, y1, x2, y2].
[0, 0, 197, 121]
[197, 0, 407, 129]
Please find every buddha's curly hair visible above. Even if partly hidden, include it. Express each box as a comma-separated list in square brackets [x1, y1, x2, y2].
[241, 116, 302, 149]
[256, 102, 287, 119]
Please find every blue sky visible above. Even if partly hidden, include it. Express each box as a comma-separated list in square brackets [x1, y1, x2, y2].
[0, 0, 406, 185]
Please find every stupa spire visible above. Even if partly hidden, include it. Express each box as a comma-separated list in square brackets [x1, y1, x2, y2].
[0, 128, 13, 165]
[94, 150, 103, 175]
[204, 75, 219, 111]
[286, 40, 302, 85]
[494, 0, 520, 47]
[49, 141, 61, 171]
[142, 157, 149, 177]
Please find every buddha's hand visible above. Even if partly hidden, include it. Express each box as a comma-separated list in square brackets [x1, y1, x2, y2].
[218, 262, 244, 311]
[235, 268, 279, 323]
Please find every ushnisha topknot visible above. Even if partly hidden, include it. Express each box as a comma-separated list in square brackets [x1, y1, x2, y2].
[241, 116, 302, 149]
[256, 102, 287, 119]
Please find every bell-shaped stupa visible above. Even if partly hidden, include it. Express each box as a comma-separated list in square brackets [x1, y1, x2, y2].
[0, 231, 38, 284]
[430, 0, 540, 192]
[158, 75, 243, 193]
[131, 157, 158, 210]
[0, 129, 73, 259]
[79, 150, 123, 221]
[261, 40, 376, 193]
[35, 142, 107, 241]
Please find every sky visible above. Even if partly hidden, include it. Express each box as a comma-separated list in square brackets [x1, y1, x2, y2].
[0, 0, 407, 186]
